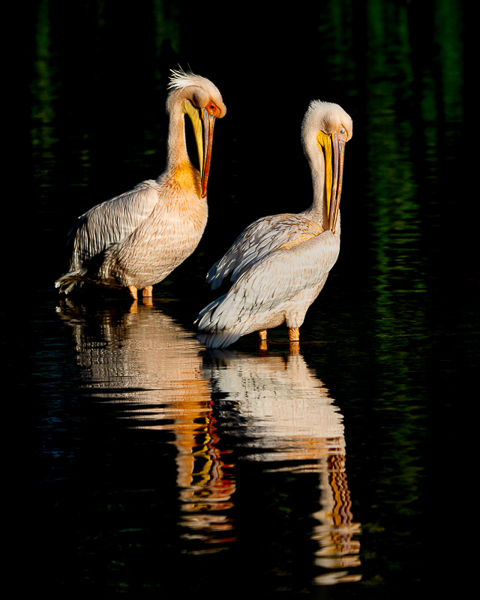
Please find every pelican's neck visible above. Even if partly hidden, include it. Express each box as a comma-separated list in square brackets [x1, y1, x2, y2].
[165, 103, 190, 172]
[160, 101, 201, 196]
[304, 148, 328, 229]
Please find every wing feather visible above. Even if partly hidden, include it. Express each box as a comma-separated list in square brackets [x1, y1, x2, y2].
[197, 230, 339, 332]
[206, 213, 322, 289]
[67, 181, 159, 271]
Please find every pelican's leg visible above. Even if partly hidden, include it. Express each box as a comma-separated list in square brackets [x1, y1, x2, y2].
[259, 329, 268, 351]
[128, 285, 138, 301]
[142, 286, 153, 307]
[288, 327, 300, 355]
[288, 327, 300, 342]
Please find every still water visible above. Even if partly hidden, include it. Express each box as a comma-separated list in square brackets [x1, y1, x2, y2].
[22, 0, 477, 597]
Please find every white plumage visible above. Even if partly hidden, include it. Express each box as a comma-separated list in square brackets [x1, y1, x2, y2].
[196, 100, 352, 348]
[55, 69, 226, 300]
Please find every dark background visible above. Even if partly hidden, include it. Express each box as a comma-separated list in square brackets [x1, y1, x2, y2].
[12, 1, 477, 598]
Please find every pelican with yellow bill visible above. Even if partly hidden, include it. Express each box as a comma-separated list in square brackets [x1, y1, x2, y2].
[196, 100, 352, 349]
[55, 69, 227, 300]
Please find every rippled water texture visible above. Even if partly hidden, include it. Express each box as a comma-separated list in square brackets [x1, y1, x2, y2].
[22, 1, 477, 598]
[55, 302, 360, 579]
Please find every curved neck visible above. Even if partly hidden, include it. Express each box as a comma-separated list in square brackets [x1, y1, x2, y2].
[158, 96, 201, 196]
[165, 101, 190, 173]
[304, 147, 328, 229]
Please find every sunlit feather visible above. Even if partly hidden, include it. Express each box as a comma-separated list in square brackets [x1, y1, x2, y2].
[196, 100, 352, 348]
[55, 70, 226, 300]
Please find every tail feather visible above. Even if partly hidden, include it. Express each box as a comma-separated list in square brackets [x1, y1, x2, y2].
[195, 294, 244, 349]
[54, 270, 87, 294]
[194, 293, 228, 330]
[196, 329, 242, 349]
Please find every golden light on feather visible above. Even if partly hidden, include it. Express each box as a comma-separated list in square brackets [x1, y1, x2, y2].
[195, 100, 352, 349]
[55, 70, 226, 301]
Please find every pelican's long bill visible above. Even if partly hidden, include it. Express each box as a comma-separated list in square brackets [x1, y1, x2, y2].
[317, 131, 346, 233]
[184, 99, 217, 198]
[200, 108, 216, 198]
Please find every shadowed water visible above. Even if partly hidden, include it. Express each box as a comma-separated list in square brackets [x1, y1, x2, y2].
[22, 1, 478, 598]
[53, 300, 361, 584]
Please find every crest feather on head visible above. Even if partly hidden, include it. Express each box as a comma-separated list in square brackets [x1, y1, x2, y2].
[168, 68, 206, 91]
[166, 67, 227, 118]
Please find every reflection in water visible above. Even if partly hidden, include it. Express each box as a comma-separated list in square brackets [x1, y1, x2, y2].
[203, 350, 361, 585]
[57, 299, 361, 583]
[57, 298, 235, 553]
[28, 0, 470, 594]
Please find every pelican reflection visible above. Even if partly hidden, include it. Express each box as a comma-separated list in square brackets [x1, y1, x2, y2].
[56, 299, 235, 552]
[202, 349, 361, 583]
[57, 299, 361, 580]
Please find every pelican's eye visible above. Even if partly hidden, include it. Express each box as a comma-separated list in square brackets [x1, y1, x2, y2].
[206, 102, 221, 117]
[340, 128, 346, 134]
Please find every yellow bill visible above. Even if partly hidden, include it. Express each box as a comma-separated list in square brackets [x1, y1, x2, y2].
[316, 130, 346, 233]
[184, 99, 217, 198]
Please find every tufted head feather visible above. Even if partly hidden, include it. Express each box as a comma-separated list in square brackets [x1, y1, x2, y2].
[167, 68, 226, 117]
[168, 68, 207, 91]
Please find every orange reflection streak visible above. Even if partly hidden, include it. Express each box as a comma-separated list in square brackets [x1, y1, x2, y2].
[58, 299, 361, 575]
[57, 299, 237, 553]
[175, 408, 236, 548]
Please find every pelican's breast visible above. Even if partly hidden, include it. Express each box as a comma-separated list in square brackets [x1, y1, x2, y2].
[279, 220, 325, 250]
[112, 170, 208, 287]
[169, 161, 202, 198]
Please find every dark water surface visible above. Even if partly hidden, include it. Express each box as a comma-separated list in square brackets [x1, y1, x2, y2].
[18, 1, 477, 597]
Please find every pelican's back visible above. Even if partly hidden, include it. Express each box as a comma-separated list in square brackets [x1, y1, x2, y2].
[207, 213, 326, 289]
[56, 182, 159, 293]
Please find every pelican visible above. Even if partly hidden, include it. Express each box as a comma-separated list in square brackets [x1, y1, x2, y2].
[55, 69, 226, 300]
[195, 100, 352, 349]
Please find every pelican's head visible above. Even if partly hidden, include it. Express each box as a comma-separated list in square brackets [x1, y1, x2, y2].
[167, 69, 227, 197]
[302, 100, 352, 232]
